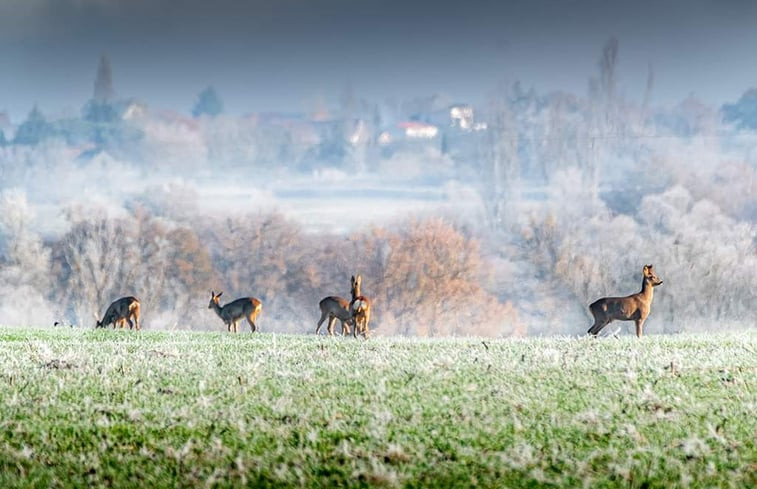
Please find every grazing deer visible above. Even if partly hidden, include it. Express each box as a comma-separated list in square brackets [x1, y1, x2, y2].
[588, 264, 663, 338]
[208, 291, 262, 333]
[316, 296, 354, 336]
[96, 296, 141, 331]
[350, 274, 372, 338]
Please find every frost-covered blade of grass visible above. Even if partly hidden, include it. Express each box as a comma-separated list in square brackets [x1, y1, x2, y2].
[0, 329, 755, 488]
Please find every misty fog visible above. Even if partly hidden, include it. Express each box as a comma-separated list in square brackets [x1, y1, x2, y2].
[0, 38, 754, 336]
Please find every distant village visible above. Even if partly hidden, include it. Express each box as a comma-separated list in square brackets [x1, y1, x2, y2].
[0, 56, 495, 170]
[2, 53, 756, 183]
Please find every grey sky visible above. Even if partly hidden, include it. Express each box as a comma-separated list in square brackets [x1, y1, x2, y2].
[1, 0, 756, 121]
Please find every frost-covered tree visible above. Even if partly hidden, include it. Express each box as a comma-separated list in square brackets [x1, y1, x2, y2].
[192, 86, 224, 118]
[54, 210, 139, 326]
[13, 106, 55, 145]
[479, 91, 520, 230]
[722, 87, 757, 129]
[0, 190, 54, 326]
[201, 212, 305, 330]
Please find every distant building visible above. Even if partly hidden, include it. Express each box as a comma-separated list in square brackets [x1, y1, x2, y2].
[449, 104, 474, 130]
[399, 121, 439, 139]
[378, 121, 439, 144]
[248, 112, 322, 145]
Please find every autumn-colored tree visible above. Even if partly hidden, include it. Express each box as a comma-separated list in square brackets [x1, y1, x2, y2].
[336, 219, 521, 337]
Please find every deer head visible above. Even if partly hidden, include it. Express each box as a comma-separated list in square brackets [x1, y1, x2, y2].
[209, 290, 223, 309]
[643, 265, 663, 287]
[351, 275, 362, 298]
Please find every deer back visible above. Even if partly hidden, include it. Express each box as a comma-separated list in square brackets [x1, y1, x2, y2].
[320, 296, 352, 321]
[220, 297, 261, 321]
[100, 296, 139, 326]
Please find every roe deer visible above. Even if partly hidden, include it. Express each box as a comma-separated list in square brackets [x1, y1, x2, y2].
[208, 291, 262, 333]
[316, 296, 353, 336]
[350, 274, 372, 338]
[588, 264, 663, 338]
[96, 296, 141, 331]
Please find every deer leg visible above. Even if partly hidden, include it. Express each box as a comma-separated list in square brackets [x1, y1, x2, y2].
[635, 319, 645, 338]
[354, 315, 365, 338]
[248, 315, 256, 333]
[588, 319, 598, 335]
[588, 318, 609, 336]
[316, 312, 327, 335]
[227, 322, 232, 333]
[341, 318, 351, 336]
[326, 316, 335, 336]
[126, 317, 134, 330]
[595, 321, 610, 335]
[363, 311, 371, 337]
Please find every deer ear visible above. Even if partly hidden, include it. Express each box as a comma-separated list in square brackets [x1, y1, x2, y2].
[218, 291, 223, 297]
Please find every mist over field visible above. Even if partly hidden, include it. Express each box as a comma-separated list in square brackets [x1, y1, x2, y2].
[0, 1, 755, 336]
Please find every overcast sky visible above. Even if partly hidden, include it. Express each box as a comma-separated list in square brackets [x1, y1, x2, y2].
[1, 0, 756, 121]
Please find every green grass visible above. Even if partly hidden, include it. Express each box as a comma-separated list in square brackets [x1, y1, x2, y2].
[0, 328, 755, 488]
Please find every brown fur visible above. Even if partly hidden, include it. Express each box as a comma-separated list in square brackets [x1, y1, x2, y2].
[349, 275, 372, 338]
[588, 264, 663, 338]
[96, 296, 141, 331]
[208, 291, 262, 333]
[316, 296, 353, 336]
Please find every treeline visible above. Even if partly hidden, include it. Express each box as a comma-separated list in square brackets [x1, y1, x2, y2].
[0, 194, 520, 336]
[2, 39, 755, 336]
[469, 39, 756, 334]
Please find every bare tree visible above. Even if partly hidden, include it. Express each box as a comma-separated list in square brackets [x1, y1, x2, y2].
[0, 190, 54, 326]
[598, 37, 619, 111]
[480, 91, 520, 230]
[55, 211, 138, 326]
[347, 219, 521, 337]
[93, 53, 114, 102]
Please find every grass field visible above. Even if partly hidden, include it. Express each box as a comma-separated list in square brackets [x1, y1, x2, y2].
[0, 328, 754, 488]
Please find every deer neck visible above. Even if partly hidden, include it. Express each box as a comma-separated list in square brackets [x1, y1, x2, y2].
[639, 278, 654, 304]
[211, 301, 224, 318]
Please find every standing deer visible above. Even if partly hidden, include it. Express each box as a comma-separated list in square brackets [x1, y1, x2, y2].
[587, 264, 663, 338]
[316, 296, 353, 336]
[208, 291, 262, 333]
[96, 296, 141, 331]
[350, 274, 372, 338]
